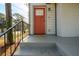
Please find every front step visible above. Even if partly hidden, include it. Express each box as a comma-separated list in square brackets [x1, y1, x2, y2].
[20, 42, 56, 48]
[14, 43, 61, 56]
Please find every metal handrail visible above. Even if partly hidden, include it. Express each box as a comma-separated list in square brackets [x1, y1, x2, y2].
[0, 20, 28, 56]
[0, 21, 22, 37]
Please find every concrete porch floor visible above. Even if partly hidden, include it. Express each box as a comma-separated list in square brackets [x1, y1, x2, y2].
[14, 35, 79, 56]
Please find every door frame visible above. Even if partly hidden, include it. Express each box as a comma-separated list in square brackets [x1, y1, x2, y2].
[33, 5, 46, 35]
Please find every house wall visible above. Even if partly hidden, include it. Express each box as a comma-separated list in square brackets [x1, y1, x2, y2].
[47, 4, 55, 34]
[29, 3, 55, 34]
[57, 4, 79, 37]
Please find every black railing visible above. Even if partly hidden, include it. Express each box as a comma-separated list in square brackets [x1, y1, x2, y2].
[0, 21, 28, 56]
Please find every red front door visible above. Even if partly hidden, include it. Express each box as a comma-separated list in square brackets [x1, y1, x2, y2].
[34, 6, 46, 35]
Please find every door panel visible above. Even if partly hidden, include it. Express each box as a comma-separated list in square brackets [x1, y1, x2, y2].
[34, 6, 46, 35]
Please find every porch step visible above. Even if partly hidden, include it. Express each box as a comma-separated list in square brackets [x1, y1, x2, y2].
[14, 43, 61, 56]
[56, 37, 79, 56]
[20, 42, 56, 48]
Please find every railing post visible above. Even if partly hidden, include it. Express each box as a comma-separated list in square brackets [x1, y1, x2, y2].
[22, 21, 23, 42]
[4, 34, 6, 56]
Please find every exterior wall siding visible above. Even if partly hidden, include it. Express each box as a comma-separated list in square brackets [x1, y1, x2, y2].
[57, 4, 79, 37]
[46, 4, 55, 34]
[30, 3, 79, 37]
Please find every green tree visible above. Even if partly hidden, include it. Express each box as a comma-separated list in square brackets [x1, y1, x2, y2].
[0, 13, 5, 32]
[13, 13, 24, 22]
[12, 13, 24, 31]
[0, 13, 5, 20]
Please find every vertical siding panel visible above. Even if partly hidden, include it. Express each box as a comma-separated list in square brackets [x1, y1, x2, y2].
[46, 4, 55, 34]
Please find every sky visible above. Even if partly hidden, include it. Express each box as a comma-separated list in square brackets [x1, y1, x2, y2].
[0, 3, 29, 23]
[0, 4, 5, 13]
